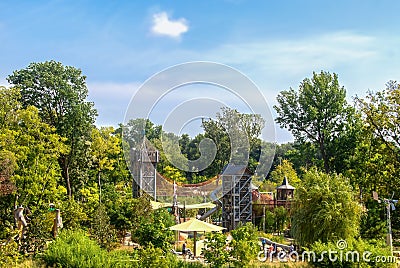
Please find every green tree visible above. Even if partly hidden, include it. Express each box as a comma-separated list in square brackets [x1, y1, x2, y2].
[230, 222, 259, 266]
[355, 81, 400, 232]
[0, 86, 20, 128]
[274, 71, 348, 173]
[8, 61, 97, 198]
[359, 199, 386, 239]
[274, 206, 288, 235]
[122, 118, 161, 149]
[357, 81, 400, 159]
[0, 87, 66, 244]
[0, 94, 68, 213]
[202, 107, 265, 177]
[2, 106, 68, 207]
[180, 133, 217, 183]
[203, 232, 230, 268]
[60, 199, 89, 229]
[270, 159, 300, 187]
[291, 168, 362, 246]
[356, 81, 400, 195]
[163, 165, 187, 184]
[88, 127, 121, 203]
[90, 204, 118, 250]
[0, 150, 16, 196]
[134, 208, 175, 250]
[105, 193, 153, 238]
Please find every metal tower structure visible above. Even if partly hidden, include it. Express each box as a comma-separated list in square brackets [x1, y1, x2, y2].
[221, 164, 252, 231]
[131, 142, 159, 200]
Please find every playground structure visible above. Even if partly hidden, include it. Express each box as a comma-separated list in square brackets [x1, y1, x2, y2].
[131, 146, 159, 200]
[252, 177, 295, 212]
[131, 145, 295, 231]
[131, 145, 254, 231]
[221, 164, 252, 231]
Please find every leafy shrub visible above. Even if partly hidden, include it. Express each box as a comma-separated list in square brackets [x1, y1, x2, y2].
[60, 200, 88, 229]
[292, 169, 362, 246]
[203, 232, 230, 268]
[42, 229, 131, 268]
[230, 222, 259, 266]
[262, 210, 275, 233]
[308, 238, 395, 268]
[133, 208, 174, 250]
[274, 207, 288, 234]
[0, 240, 19, 267]
[42, 229, 204, 268]
[134, 244, 178, 268]
[19, 208, 54, 254]
[129, 244, 205, 268]
[90, 204, 118, 250]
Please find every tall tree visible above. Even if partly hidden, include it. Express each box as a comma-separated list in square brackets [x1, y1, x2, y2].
[88, 127, 121, 203]
[7, 61, 97, 197]
[0, 86, 19, 196]
[0, 87, 67, 211]
[354, 81, 400, 232]
[291, 168, 362, 246]
[269, 159, 301, 187]
[274, 71, 348, 173]
[202, 107, 265, 176]
[356, 81, 400, 165]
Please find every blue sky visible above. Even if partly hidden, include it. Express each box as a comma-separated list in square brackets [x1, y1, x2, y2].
[1, 1, 400, 143]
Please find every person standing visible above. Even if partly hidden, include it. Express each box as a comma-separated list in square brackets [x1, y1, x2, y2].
[182, 241, 187, 256]
[268, 244, 274, 261]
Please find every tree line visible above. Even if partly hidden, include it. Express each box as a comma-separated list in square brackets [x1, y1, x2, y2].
[0, 61, 400, 265]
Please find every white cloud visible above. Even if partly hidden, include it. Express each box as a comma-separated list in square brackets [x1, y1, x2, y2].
[208, 32, 377, 75]
[151, 12, 188, 38]
[199, 31, 393, 99]
[84, 31, 400, 142]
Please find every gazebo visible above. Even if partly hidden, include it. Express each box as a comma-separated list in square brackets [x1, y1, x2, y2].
[276, 176, 295, 201]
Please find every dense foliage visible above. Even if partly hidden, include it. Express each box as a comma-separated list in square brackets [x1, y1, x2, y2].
[203, 231, 230, 268]
[308, 238, 395, 268]
[291, 169, 362, 246]
[0, 62, 399, 266]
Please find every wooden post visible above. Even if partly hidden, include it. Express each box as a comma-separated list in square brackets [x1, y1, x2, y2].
[98, 171, 102, 204]
[193, 231, 197, 257]
[184, 201, 186, 222]
[263, 205, 266, 233]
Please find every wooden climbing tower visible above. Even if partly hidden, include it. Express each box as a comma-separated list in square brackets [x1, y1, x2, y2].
[221, 164, 253, 231]
[131, 141, 159, 200]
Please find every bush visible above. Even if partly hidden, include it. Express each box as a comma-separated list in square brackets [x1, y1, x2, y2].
[19, 208, 54, 254]
[308, 238, 396, 268]
[42, 229, 131, 268]
[133, 208, 174, 250]
[230, 222, 259, 266]
[130, 244, 205, 268]
[203, 232, 230, 268]
[0, 240, 19, 267]
[60, 200, 89, 229]
[90, 204, 118, 250]
[41, 229, 205, 268]
[292, 169, 362, 246]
